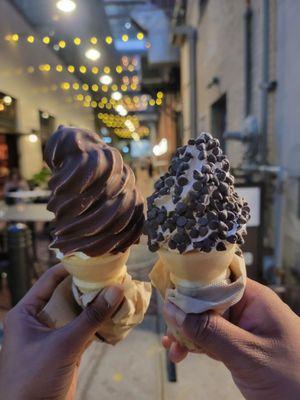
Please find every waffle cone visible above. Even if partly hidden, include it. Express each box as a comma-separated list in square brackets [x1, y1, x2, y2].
[61, 249, 130, 293]
[158, 244, 236, 287]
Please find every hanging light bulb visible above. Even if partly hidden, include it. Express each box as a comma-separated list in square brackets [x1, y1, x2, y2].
[99, 75, 113, 85]
[85, 48, 101, 61]
[111, 91, 122, 101]
[56, 0, 76, 13]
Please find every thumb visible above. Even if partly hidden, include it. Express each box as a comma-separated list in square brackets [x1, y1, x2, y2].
[164, 302, 256, 366]
[62, 286, 124, 348]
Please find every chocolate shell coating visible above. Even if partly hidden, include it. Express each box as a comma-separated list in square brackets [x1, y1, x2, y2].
[44, 125, 144, 256]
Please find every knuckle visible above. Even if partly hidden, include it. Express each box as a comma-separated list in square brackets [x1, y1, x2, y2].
[84, 302, 109, 326]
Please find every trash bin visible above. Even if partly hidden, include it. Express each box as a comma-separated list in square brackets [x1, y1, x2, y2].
[7, 223, 32, 306]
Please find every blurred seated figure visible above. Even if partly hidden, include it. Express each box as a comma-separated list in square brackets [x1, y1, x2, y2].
[3, 168, 29, 205]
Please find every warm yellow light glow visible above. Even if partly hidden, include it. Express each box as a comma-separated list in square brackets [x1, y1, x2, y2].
[56, 0, 76, 13]
[116, 65, 123, 74]
[4, 35, 11, 41]
[27, 35, 35, 43]
[79, 65, 87, 74]
[121, 84, 127, 92]
[137, 32, 144, 40]
[0, 104, 5, 112]
[130, 83, 137, 90]
[12, 34, 19, 42]
[111, 84, 118, 91]
[106, 104, 112, 110]
[92, 66, 99, 74]
[74, 37, 81, 45]
[76, 94, 84, 101]
[91, 84, 99, 92]
[101, 85, 108, 92]
[56, 65, 63, 72]
[157, 91, 163, 99]
[122, 34, 129, 42]
[68, 65, 75, 73]
[27, 66, 35, 73]
[58, 40, 66, 48]
[99, 75, 112, 85]
[3, 96, 12, 106]
[102, 97, 108, 104]
[85, 95, 92, 102]
[72, 82, 79, 90]
[103, 66, 110, 74]
[133, 96, 139, 103]
[156, 98, 162, 105]
[91, 101, 97, 108]
[82, 83, 89, 91]
[43, 36, 50, 44]
[149, 99, 155, 106]
[85, 48, 101, 61]
[61, 82, 70, 90]
[90, 37, 98, 45]
[128, 65, 134, 72]
[105, 36, 113, 44]
[29, 134, 38, 143]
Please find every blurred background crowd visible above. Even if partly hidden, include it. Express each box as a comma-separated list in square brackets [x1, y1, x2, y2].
[0, 1, 299, 399]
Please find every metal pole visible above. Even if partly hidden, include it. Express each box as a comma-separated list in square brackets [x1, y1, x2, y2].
[7, 223, 32, 305]
[260, 0, 270, 162]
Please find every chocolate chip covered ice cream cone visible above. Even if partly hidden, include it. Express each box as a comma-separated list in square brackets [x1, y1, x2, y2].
[145, 132, 249, 349]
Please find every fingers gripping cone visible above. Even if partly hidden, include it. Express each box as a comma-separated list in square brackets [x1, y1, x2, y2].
[150, 244, 246, 350]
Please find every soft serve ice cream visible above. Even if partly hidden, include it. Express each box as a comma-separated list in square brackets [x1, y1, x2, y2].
[145, 132, 250, 254]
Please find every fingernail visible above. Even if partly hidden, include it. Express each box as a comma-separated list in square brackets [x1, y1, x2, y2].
[164, 302, 186, 327]
[103, 286, 123, 307]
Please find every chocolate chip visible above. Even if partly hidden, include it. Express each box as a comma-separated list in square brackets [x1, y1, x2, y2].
[176, 216, 187, 227]
[212, 190, 223, 201]
[193, 181, 202, 191]
[207, 154, 217, 163]
[159, 187, 170, 196]
[209, 220, 219, 230]
[165, 177, 175, 187]
[148, 229, 158, 239]
[190, 228, 199, 238]
[193, 170, 203, 180]
[216, 242, 226, 251]
[173, 231, 190, 244]
[188, 139, 195, 145]
[201, 164, 211, 174]
[180, 162, 189, 172]
[227, 235, 237, 243]
[238, 216, 247, 225]
[175, 202, 187, 214]
[198, 151, 207, 161]
[203, 133, 212, 141]
[186, 219, 196, 229]
[149, 219, 159, 229]
[157, 233, 164, 242]
[217, 155, 226, 162]
[178, 145, 187, 155]
[236, 235, 245, 245]
[172, 196, 180, 204]
[226, 175, 234, 185]
[196, 142, 205, 151]
[183, 152, 193, 162]
[193, 241, 202, 249]
[195, 203, 206, 214]
[199, 194, 210, 204]
[218, 231, 228, 240]
[227, 210, 235, 220]
[199, 226, 209, 236]
[202, 186, 209, 195]
[198, 217, 208, 226]
[212, 147, 221, 156]
[166, 220, 176, 232]
[209, 231, 218, 241]
[227, 221, 234, 230]
[206, 140, 216, 150]
[168, 239, 177, 249]
[223, 160, 230, 171]
[218, 221, 228, 231]
[207, 210, 218, 220]
[154, 180, 164, 190]
[157, 213, 166, 224]
[188, 191, 198, 202]
[174, 185, 183, 196]
[196, 137, 205, 145]
[218, 210, 228, 221]
[177, 243, 187, 253]
[216, 170, 226, 181]
[219, 182, 229, 194]
[177, 176, 188, 186]
[148, 208, 158, 220]
[149, 242, 159, 252]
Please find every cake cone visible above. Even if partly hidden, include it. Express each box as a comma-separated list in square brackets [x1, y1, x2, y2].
[61, 249, 130, 293]
[158, 244, 236, 288]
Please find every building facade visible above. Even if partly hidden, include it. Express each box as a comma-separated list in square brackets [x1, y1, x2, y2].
[173, 0, 300, 281]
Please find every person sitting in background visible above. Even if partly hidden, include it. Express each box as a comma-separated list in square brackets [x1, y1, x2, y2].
[3, 168, 29, 204]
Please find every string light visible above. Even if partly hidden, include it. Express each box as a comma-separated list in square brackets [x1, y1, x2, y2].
[79, 65, 87, 73]
[42, 36, 50, 44]
[91, 84, 99, 92]
[149, 99, 155, 106]
[92, 66, 99, 74]
[90, 36, 98, 44]
[105, 36, 113, 44]
[116, 65, 123, 74]
[137, 32, 144, 40]
[58, 40, 66, 48]
[122, 34, 129, 42]
[111, 84, 118, 91]
[74, 37, 81, 45]
[27, 35, 35, 43]
[67, 65, 75, 73]
[157, 91, 163, 98]
[85, 48, 101, 61]
[82, 83, 89, 91]
[99, 75, 112, 85]
[56, 0, 77, 13]
[103, 66, 110, 74]
[12, 34, 19, 42]
[72, 82, 79, 90]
